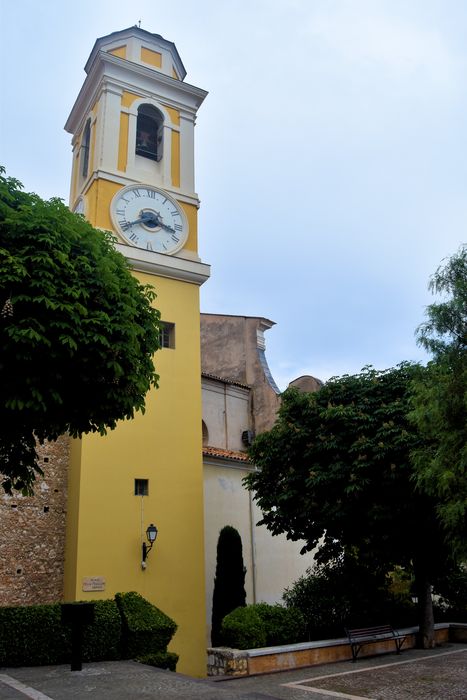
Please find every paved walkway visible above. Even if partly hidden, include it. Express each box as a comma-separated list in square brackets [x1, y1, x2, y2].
[0, 644, 465, 699]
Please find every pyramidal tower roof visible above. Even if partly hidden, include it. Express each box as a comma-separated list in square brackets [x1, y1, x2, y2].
[85, 26, 187, 81]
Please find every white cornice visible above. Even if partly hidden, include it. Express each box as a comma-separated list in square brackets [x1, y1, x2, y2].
[65, 61, 106, 134]
[203, 457, 253, 472]
[80, 170, 201, 207]
[65, 52, 207, 135]
[115, 243, 210, 286]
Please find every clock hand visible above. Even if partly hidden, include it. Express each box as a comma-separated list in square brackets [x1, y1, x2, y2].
[123, 211, 175, 232]
[158, 221, 176, 233]
[124, 216, 144, 227]
[149, 211, 176, 233]
[124, 211, 159, 227]
[139, 211, 159, 225]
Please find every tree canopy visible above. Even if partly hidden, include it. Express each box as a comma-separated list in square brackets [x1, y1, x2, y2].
[0, 169, 161, 493]
[245, 364, 451, 646]
[410, 245, 467, 555]
[416, 245, 466, 359]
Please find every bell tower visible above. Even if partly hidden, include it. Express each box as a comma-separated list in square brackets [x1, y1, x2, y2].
[63, 27, 210, 677]
[66, 26, 208, 279]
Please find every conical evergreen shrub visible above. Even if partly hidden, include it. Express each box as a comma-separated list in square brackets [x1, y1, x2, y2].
[211, 525, 246, 646]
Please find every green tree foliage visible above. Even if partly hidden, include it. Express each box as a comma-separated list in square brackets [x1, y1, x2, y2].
[432, 562, 467, 621]
[0, 169, 161, 493]
[245, 365, 450, 647]
[283, 560, 416, 641]
[410, 246, 467, 555]
[211, 525, 246, 647]
[416, 245, 466, 358]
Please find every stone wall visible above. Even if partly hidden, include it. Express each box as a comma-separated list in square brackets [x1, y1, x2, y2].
[207, 647, 248, 676]
[0, 436, 69, 606]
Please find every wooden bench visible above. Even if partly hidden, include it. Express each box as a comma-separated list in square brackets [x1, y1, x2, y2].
[345, 624, 407, 662]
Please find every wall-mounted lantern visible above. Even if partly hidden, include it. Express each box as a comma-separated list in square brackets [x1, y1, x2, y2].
[141, 523, 158, 569]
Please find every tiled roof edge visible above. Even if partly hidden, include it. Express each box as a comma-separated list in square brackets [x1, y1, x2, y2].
[201, 372, 250, 389]
[203, 446, 250, 462]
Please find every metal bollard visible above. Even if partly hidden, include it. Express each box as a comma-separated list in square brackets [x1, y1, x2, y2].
[61, 602, 95, 671]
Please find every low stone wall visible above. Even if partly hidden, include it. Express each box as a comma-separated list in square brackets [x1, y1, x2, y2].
[207, 648, 248, 676]
[450, 623, 467, 643]
[207, 623, 463, 677]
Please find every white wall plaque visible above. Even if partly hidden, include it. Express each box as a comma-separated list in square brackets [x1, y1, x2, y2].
[82, 576, 106, 592]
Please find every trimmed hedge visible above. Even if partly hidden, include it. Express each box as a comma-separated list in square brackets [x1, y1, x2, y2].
[137, 651, 179, 672]
[251, 603, 306, 646]
[0, 593, 177, 669]
[220, 605, 266, 649]
[220, 603, 306, 650]
[115, 592, 177, 659]
[82, 599, 122, 661]
[0, 603, 69, 667]
[0, 599, 122, 667]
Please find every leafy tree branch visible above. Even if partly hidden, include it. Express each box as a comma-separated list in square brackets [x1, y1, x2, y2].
[0, 168, 161, 493]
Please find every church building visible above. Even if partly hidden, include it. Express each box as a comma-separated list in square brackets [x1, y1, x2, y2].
[0, 26, 321, 677]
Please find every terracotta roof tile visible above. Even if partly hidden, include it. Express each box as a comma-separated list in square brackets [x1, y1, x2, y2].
[201, 372, 250, 390]
[203, 446, 250, 462]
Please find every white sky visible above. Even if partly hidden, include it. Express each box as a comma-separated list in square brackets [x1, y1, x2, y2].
[1, 0, 466, 389]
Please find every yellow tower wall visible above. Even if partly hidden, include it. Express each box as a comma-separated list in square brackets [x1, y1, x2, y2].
[64, 272, 206, 677]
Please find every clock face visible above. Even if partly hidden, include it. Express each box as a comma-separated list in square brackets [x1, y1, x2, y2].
[110, 185, 188, 254]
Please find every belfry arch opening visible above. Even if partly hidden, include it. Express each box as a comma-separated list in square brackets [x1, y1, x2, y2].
[135, 104, 164, 162]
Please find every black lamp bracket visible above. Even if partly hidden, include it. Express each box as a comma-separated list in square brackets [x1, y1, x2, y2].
[141, 523, 158, 569]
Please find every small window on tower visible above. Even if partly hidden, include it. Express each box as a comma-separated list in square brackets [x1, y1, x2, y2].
[136, 104, 164, 162]
[134, 479, 149, 496]
[159, 322, 175, 349]
[81, 119, 91, 177]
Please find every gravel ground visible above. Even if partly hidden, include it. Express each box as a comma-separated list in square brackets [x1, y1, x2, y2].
[286, 646, 467, 699]
[0, 643, 465, 700]
[212, 643, 467, 699]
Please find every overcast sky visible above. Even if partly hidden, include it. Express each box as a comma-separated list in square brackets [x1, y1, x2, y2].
[1, 0, 465, 389]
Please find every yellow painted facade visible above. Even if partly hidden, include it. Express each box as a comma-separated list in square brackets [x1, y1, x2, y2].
[141, 46, 162, 67]
[165, 106, 180, 125]
[109, 45, 127, 59]
[64, 275, 206, 674]
[121, 90, 140, 108]
[171, 131, 181, 187]
[63, 26, 209, 677]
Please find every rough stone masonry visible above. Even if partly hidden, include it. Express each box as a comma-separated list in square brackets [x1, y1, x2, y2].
[0, 436, 69, 606]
